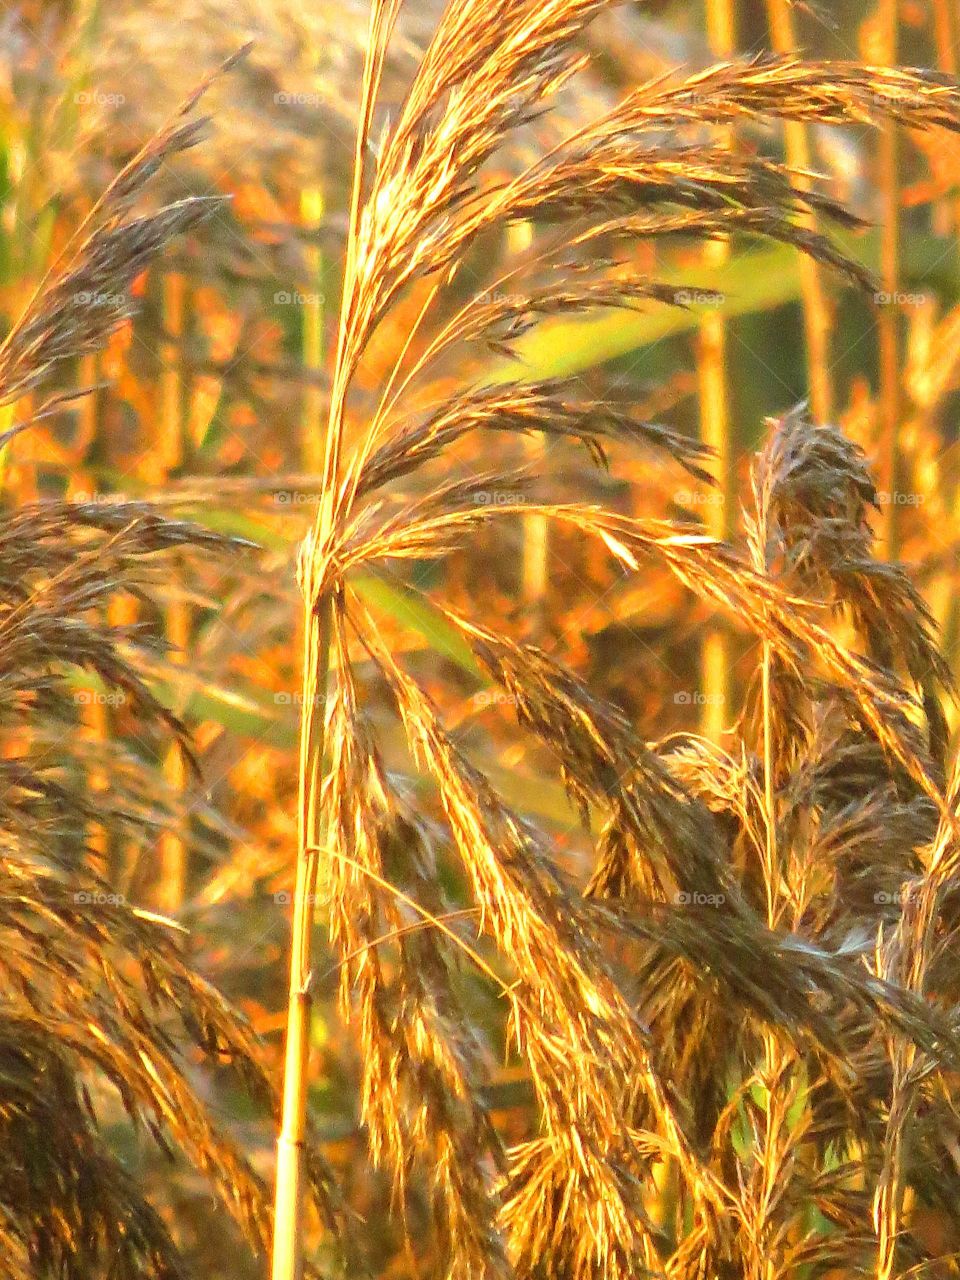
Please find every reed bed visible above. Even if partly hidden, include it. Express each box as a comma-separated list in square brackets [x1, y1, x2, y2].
[7, 3, 960, 1279]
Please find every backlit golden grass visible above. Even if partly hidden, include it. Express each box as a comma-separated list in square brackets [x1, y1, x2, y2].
[7, 3, 960, 1279]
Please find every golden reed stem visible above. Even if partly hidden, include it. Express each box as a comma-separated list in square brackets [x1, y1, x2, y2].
[158, 267, 190, 913]
[698, 0, 737, 743]
[877, 0, 903, 559]
[765, 0, 834, 425]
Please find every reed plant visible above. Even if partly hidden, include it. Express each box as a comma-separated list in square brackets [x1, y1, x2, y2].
[0, 54, 340, 1279]
[271, 3, 960, 1278]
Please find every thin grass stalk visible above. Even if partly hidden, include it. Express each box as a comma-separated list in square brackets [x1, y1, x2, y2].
[0, 401, 14, 489]
[272, 185, 331, 1273]
[0, 5, 63, 496]
[755, 632, 792, 1280]
[930, 3, 960, 678]
[761, 645, 778, 930]
[932, 0, 959, 133]
[158, 266, 190, 913]
[293, 172, 328, 931]
[271, 602, 329, 1280]
[753, 491, 786, 1280]
[512, 219, 549, 626]
[109, 590, 142, 891]
[874, 869, 946, 1278]
[699, 0, 736, 741]
[301, 185, 326, 477]
[0, 385, 36, 785]
[272, 10, 395, 1277]
[764, 0, 834, 424]
[877, 0, 903, 558]
[77, 352, 111, 861]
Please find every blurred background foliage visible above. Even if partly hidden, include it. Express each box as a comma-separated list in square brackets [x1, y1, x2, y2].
[5, 0, 960, 1274]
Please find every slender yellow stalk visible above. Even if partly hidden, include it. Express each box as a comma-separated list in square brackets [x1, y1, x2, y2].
[301, 186, 326, 477]
[932, 1, 958, 107]
[755, 499, 785, 1280]
[877, 0, 902, 559]
[699, 0, 736, 741]
[874, 877, 944, 1277]
[271, 601, 329, 1280]
[108, 594, 140, 890]
[272, 10, 397, 1275]
[761, 646, 778, 930]
[765, 0, 834, 425]
[271, 185, 330, 1276]
[77, 354, 111, 860]
[158, 267, 189, 913]
[930, 2, 960, 682]
[0, 401, 15, 490]
[511, 220, 548, 623]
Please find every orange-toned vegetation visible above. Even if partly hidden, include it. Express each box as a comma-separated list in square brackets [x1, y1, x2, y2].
[7, 3, 960, 1279]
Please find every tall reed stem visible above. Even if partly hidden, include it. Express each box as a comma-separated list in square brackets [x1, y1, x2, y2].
[765, 0, 834, 424]
[933, 0, 958, 95]
[271, 599, 329, 1280]
[0, 401, 14, 490]
[301, 186, 326, 477]
[699, 0, 736, 741]
[755, 531, 785, 1280]
[877, 0, 903, 559]
[272, 8, 389, 1271]
[515, 227, 548, 627]
[77, 353, 111, 860]
[158, 266, 190, 913]
[874, 873, 942, 1278]
[272, 179, 331, 1276]
[930, 2, 960, 679]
